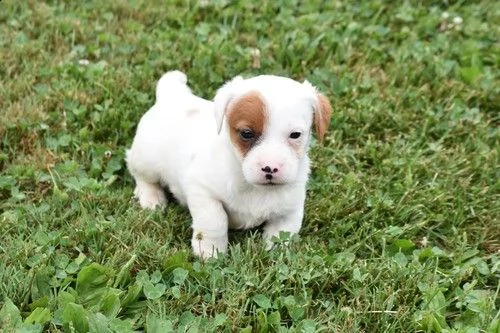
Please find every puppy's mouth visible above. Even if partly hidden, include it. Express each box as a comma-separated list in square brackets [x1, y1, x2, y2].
[259, 180, 285, 186]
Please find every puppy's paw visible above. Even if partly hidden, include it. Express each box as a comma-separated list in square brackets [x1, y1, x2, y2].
[139, 193, 167, 209]
[264, 238, 275, 251]
[191, 234, 228, 260]
[134, 183, 167, 209]
[262, 225, 295, 250]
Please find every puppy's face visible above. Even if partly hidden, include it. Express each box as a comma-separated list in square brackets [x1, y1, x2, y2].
[214, 76, 332, 186]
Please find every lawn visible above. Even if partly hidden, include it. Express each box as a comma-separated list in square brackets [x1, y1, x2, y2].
[0, 1, 499, 332]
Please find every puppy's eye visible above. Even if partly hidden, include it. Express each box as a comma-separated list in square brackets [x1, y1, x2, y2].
[289, 132, 302, 139]
[239, 129, 256, 141]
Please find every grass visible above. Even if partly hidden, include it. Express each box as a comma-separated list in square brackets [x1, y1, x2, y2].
[0, 0, 499, 332]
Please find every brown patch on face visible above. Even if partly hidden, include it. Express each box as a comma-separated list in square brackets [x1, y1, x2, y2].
[226, 91, 267, 156]
[314, 93, 332, 142]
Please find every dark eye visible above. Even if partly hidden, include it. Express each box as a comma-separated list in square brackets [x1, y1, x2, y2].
[239, 129, 256, 141]
[289, 132, 301, 139]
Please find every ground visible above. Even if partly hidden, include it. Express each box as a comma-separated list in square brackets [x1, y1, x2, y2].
[0, 1, 499, 332]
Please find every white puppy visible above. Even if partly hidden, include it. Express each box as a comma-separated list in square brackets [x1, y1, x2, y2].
[126, 71, 331, 259]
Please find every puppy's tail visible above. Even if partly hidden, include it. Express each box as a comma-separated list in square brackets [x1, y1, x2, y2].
[155, 70, 192, 104]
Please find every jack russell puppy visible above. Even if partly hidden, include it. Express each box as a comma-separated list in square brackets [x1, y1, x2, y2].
[126, 71, 331, 259]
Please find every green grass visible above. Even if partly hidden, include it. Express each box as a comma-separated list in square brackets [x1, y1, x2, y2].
[1, 1, 499, 332]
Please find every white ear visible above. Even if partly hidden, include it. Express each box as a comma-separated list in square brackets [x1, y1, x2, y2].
[214, 76, 244, 133]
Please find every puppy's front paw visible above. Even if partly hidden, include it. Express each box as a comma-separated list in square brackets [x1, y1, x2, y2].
[262, 223, 298, 250]
[133, 183, 167, 209]
[191, 233, 228, 260]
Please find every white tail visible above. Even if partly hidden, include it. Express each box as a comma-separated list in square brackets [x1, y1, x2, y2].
[155, 70, 191, 104]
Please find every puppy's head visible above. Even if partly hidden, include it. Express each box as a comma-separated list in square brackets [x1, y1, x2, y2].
[214, 75, 332, 186]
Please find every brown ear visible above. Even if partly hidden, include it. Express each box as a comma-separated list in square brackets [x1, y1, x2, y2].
[314, 93, 332, 142]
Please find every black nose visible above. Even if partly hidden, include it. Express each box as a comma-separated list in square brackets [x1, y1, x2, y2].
[265, 174, 273, 180]
[261, 166, 279, 173]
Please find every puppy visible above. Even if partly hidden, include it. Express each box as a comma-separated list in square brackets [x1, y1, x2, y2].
[126, 71, 331, 259]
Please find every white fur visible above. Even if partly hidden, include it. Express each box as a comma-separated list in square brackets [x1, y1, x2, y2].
[126, 71, 324, 259]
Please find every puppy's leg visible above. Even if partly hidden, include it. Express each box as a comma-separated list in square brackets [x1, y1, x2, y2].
[263, 206, 304, 250]
[188, 194, 228, 259]
[126, 148, 167, 209]
[133, 179, 167, 209]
